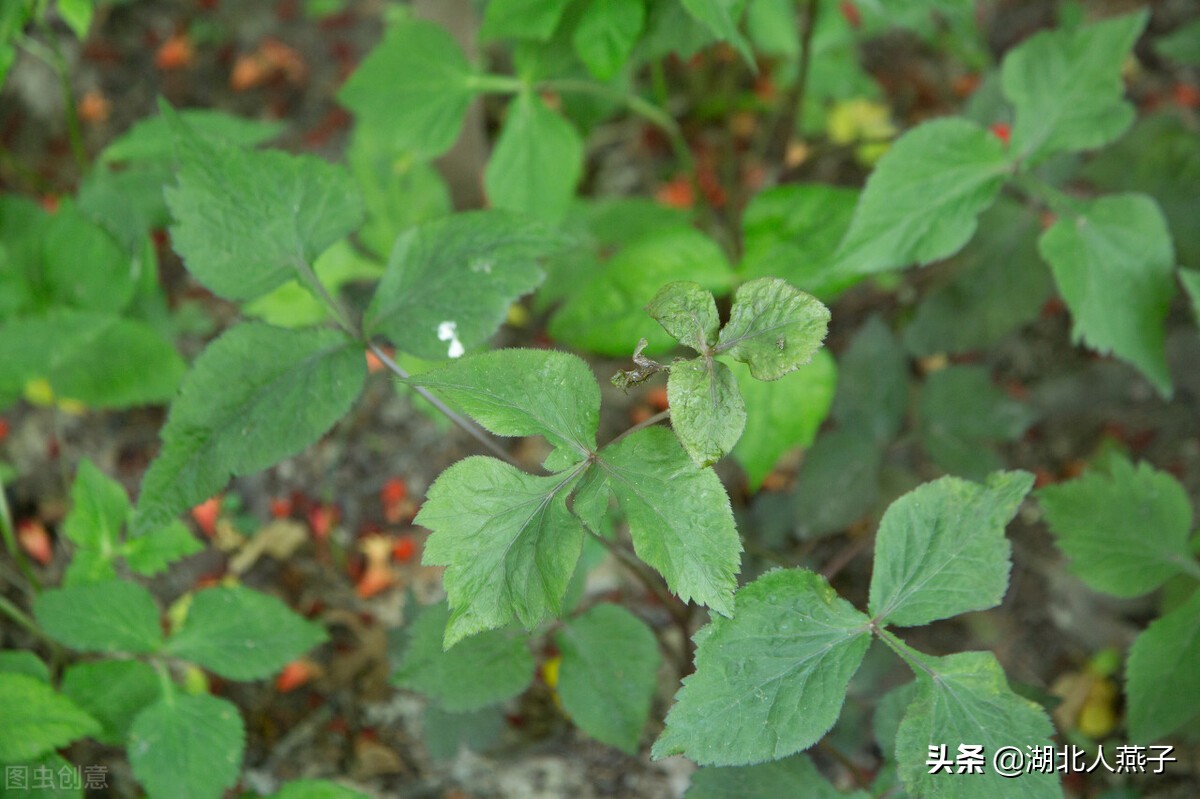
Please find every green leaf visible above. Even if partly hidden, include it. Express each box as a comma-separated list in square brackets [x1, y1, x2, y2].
[1037, 457, 1193, 597]
[653, 569, 871, 765]
[647, 281, 721, 353]
[485, 92, 583, 223]
[0, 310, 184, 410]
[162, 103, 365, 302]
[1001, 11, 1147, 163]
[894, 649, 1061, 799]
[417, 457, 585, 647]
[1039, 193, 1176, 397]
[63, 459, 129, 554]
[600, 427, 741, 615]
[481, 0, 572, 40]
[337, 19, 476, 157]
[786, 428, 881, 541]
[56, 0, 92, 39]
[166, 587, 327, 681]
[638, 0, 719, 60]
[917, 367, 1035, 480]
[393, 601, 534, 710]
[407, 349, 599, 467]
[1125, 588, 1200, 742]
[681, 0, 754, 66]
[40, 204, 137, 314]
[128, 693, 244, 799]
[272, 780, 373, 799]
[1182, 269, 1200, 324]
[715, 278, 830, 381]
[34, 582, 163, 654]
[0, 651, 49, 683]
[873, 681, 917, 757]
[739, 183, 861, 300]
[833, 118, 1011, 275]
[573, 0, 645, 79]
[122, 521, 204, 576]
[730, 349, 836, 491]
[133, 324, 365, 534]
[102, 110, 283, 164]
[831, 315, 908, 444]
[61, 660, 160, 746]
[550, 227, 736, 356]
[0, 752, 84, 799]
[868, 471, 1033, 627]
[243, 239, 383, 329]
[556, 603, 660, 754]
[364, 211, 563, 360]
[1157, 19, 1200, 65]
[904, 198, 1051, 356]
[668, 357, 746, 467]
[421, 704, 505, 761]
[0, 674, 100, 764]
[685, 753, 869, 799]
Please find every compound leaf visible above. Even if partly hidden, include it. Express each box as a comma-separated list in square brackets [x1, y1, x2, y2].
[61, 660, 160, 746]
[730, 350, 836, 491]
[1038, 193, 1176, 397]
[668, 358, 746, 467]
[574, 0, 645, 79]
[337, 19, 476, 157]
[716, 278, 830, 380]
[653, 569, 871, 765]
[406, 349, 600, 464]
[162, 103, 364, 302]
[868, 471, 1033, 627]
[417, 457, 585, 648]
[365, 211, 563, 360]
[166, 587, 328, 681]
[600, 427, 741, 616]
[895, 650, 1061, 799]
[685, 753, 869, 799]
[1001, 11, 1147, 163]
[128, 693, 244, 799]
[485, 92, 583, 223]
[0, 674, 99, 764]
[394, 601, 534, 711]
[1038, 457, 1193, 597]
[556, 603, 660, 754]
[834, 118, 1010, 275]
[647, 281, 720, 353]
[133, 324, 365, 535]
[1126, 588, 1200, 742]
[34, 581, 163, 655]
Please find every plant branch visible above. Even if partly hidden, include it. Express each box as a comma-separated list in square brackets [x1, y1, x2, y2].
[0, 485, 39, 592]
[765, 0, 820, 169]
[0, 594, 43, 640]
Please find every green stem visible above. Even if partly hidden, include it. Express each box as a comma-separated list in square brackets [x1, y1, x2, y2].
[766, 0, 820, 167]
[464, 73, 526, 94]
[0, 594, 42, 639]
[24, 24, 87, 172]
[154, 660, 177, 707]
[875, 627, 935, 678]
[1011, 172, 1087, 219]
[0, 484, 39, 592]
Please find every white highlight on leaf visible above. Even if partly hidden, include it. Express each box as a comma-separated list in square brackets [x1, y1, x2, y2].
[437, 321, 465, 359]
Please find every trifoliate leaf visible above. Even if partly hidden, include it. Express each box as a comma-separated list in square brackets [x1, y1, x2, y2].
[668, 358, 746, 467]
[166, 587, 327, 681]
[550, 227, 736, 356]
[393, 601, 534, 711]
[133, 324, 365, 535]
[574, 0, 645, 79]
[61, 660, 160, 746]
[162, 103, 364, 302]
[556, 604, 660, 754]
[868, 471, 1033, 627]
[600, 427, 741, 616]
[481, 0, 572, 40]
[128, 693, 244, 799]
[1038, 457, 1193, 597]
[647, 281, 720, 354]
[834, 118, 1011, 275]
[685, 753, 869, 799]
[418, 457, 586, 647]
[485, 92, 583, 223]
[364, 211, 563, 361]
[715, 278, 829, 381]
[34, 581, 163, 655]
[1001, 11, 1147, 163]
[739, 183, 861, 300]
[337, 19, 476, 157]
[1038, 193, 1176, 397]
[894, 649, 1061, 799]
[730, 350, 836, 491]
[406, 349, 600, 464]
[1126, 588, 1200, 742]
[831, 315, 908, 444]
[681, 0, 754, 66]
[917, 367, 1035, 480]
[0, 674, 100, 764]
[653, 569, 871, 765]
